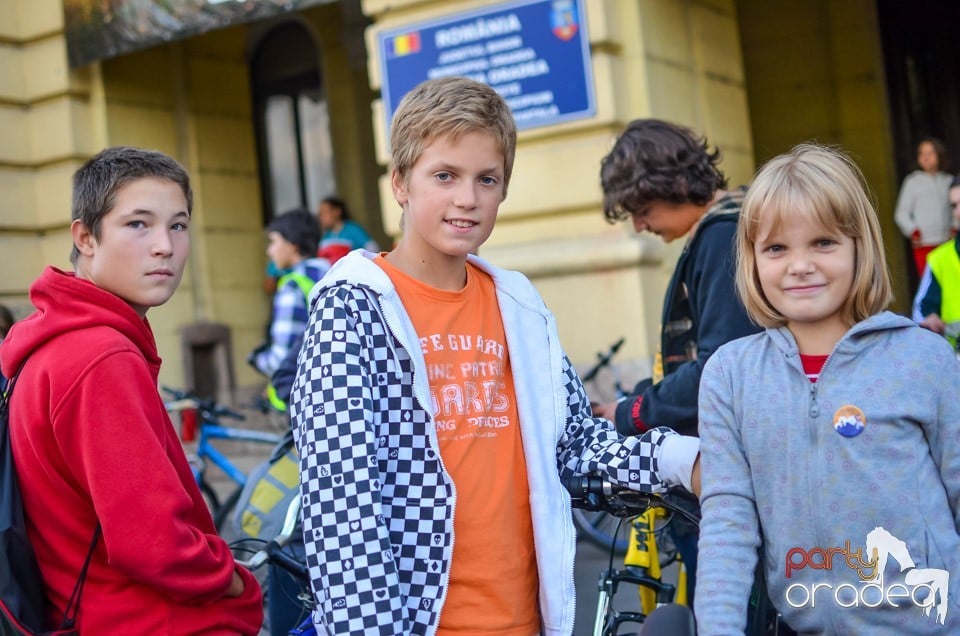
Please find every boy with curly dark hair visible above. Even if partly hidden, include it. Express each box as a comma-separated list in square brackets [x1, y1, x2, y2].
[593, 119, 760, 605]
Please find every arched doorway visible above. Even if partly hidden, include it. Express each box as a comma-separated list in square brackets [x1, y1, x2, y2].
[250, 21, 336, 224]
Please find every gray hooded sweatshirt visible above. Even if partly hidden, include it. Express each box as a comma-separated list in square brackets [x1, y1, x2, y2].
[697, 311, 960, 634]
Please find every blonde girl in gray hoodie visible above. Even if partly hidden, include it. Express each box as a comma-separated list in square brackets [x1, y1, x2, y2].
[696, 144, 960, 635]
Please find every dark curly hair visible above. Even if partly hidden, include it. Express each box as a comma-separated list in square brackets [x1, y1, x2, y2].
[600, 119, 728, 223]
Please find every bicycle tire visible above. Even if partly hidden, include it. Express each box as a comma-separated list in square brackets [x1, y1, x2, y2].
[214, 485, 244, 532]
[572, 508, 629, 554]
[200, 479, 221, 519]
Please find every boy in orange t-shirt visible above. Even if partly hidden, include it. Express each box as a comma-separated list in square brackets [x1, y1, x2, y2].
[290, 77, 701, 635]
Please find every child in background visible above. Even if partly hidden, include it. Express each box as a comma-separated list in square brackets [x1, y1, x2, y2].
[914, 174, 960, 346]
[0, 147, 262, 634]
[696, 143, 960, 634]
[290, 77, 701, 635]
[894, 138, 953, 281]
[316, 195, 378, 264]
[249, 208, 329, 409]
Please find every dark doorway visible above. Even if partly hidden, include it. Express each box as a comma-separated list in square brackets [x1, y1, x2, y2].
[250, 21, 336, 224]
[878, 0, 960, 176]
[877, 0, 960, 290]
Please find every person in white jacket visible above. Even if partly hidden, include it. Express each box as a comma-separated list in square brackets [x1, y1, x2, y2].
[894, 137, 953, 282]
[289, 77, 700, 635]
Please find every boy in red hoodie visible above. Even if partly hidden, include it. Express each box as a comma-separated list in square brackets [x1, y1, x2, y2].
[0, 147, 262, 634]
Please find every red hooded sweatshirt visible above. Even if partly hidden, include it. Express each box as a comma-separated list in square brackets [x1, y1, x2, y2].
[0, 268, 262, 634]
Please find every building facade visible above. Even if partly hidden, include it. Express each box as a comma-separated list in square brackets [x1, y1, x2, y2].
[1, 0, 953, 398]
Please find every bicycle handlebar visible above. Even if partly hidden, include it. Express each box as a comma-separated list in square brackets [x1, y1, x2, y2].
[236, 495, 306, 581]
[563, 475, 700, 525]
[580, 338, 625, 384]
[161, 386, 246, 421]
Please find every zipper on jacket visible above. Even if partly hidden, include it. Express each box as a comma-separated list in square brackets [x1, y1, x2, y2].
[808, 382, 818, 418]
[805, 342, 841, 419]
[801, 338, 842, 632]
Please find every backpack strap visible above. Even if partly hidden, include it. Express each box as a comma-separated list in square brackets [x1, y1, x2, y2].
[4, 361, 101, 631]
[59, 524, 101, 630]
[1, 365, 23, 405]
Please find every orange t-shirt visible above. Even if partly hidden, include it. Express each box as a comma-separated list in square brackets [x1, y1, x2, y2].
[376, 256, 540, 636]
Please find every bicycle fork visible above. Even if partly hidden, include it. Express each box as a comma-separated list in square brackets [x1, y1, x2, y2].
[623, 508, 686, 614]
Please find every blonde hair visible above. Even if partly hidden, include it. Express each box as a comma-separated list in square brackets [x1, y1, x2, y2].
[736, 143, 893, 328]
[390, 77, 517, 198]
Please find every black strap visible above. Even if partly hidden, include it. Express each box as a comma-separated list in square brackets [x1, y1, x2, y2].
[5, 362, 101, 630]
[1, 366, 22, 407]
[59, 524, 101, 629]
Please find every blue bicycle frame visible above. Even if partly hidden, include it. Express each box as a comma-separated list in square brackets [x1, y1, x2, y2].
[192, 423, 284, 488]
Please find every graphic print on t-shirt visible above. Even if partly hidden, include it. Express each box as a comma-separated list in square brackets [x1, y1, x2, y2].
[422, 331, 513, 443]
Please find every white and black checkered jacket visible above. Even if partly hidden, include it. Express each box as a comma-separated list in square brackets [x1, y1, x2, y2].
[290, 251, 680, 635]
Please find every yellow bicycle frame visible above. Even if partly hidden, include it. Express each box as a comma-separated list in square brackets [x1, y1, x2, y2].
[623, 507, 687, 614]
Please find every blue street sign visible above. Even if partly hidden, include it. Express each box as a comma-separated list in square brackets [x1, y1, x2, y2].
[377, 0, 596, 132]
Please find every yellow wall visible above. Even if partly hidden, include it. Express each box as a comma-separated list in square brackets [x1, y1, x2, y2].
[0, 0, 93, 311]
[363, 0, 754, 382]
[737, 0, 906, 308]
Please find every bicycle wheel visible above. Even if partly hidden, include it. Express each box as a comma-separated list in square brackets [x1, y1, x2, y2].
[572, 508, 629, 554]
[214, 485, 244, 533]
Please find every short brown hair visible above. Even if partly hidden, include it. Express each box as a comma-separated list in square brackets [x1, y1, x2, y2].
[71, 147, 192, 265]
[736, 143, 893, 328]
[390, 77, 517, 198]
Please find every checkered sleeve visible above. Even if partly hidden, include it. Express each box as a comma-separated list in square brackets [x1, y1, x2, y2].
[290, 285, 410, 635]
[254, 278, 309, 377]
[555, 353, 674, 492]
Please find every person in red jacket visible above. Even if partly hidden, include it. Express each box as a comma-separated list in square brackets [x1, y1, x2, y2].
[0, 147, 262, 634]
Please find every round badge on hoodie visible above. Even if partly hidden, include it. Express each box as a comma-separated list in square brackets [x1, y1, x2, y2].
[833, 405, 866, 438]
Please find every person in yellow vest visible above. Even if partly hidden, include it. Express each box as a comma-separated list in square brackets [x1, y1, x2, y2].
[248, 208, 329, 408]
[914, 175, 960, 347]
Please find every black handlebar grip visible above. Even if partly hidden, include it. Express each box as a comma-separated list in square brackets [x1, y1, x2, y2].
[267, 542, 309, 581]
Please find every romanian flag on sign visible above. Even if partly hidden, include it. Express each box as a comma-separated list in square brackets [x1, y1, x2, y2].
[387, 31, 421, 57]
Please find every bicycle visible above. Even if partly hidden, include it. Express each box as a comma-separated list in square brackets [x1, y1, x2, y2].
[566, 475, 697, 636]
[163, 387, 285, 529]
[575, 338, 632, 553]
[568, 477, 790, 636]
[235, 495, 316, 636]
